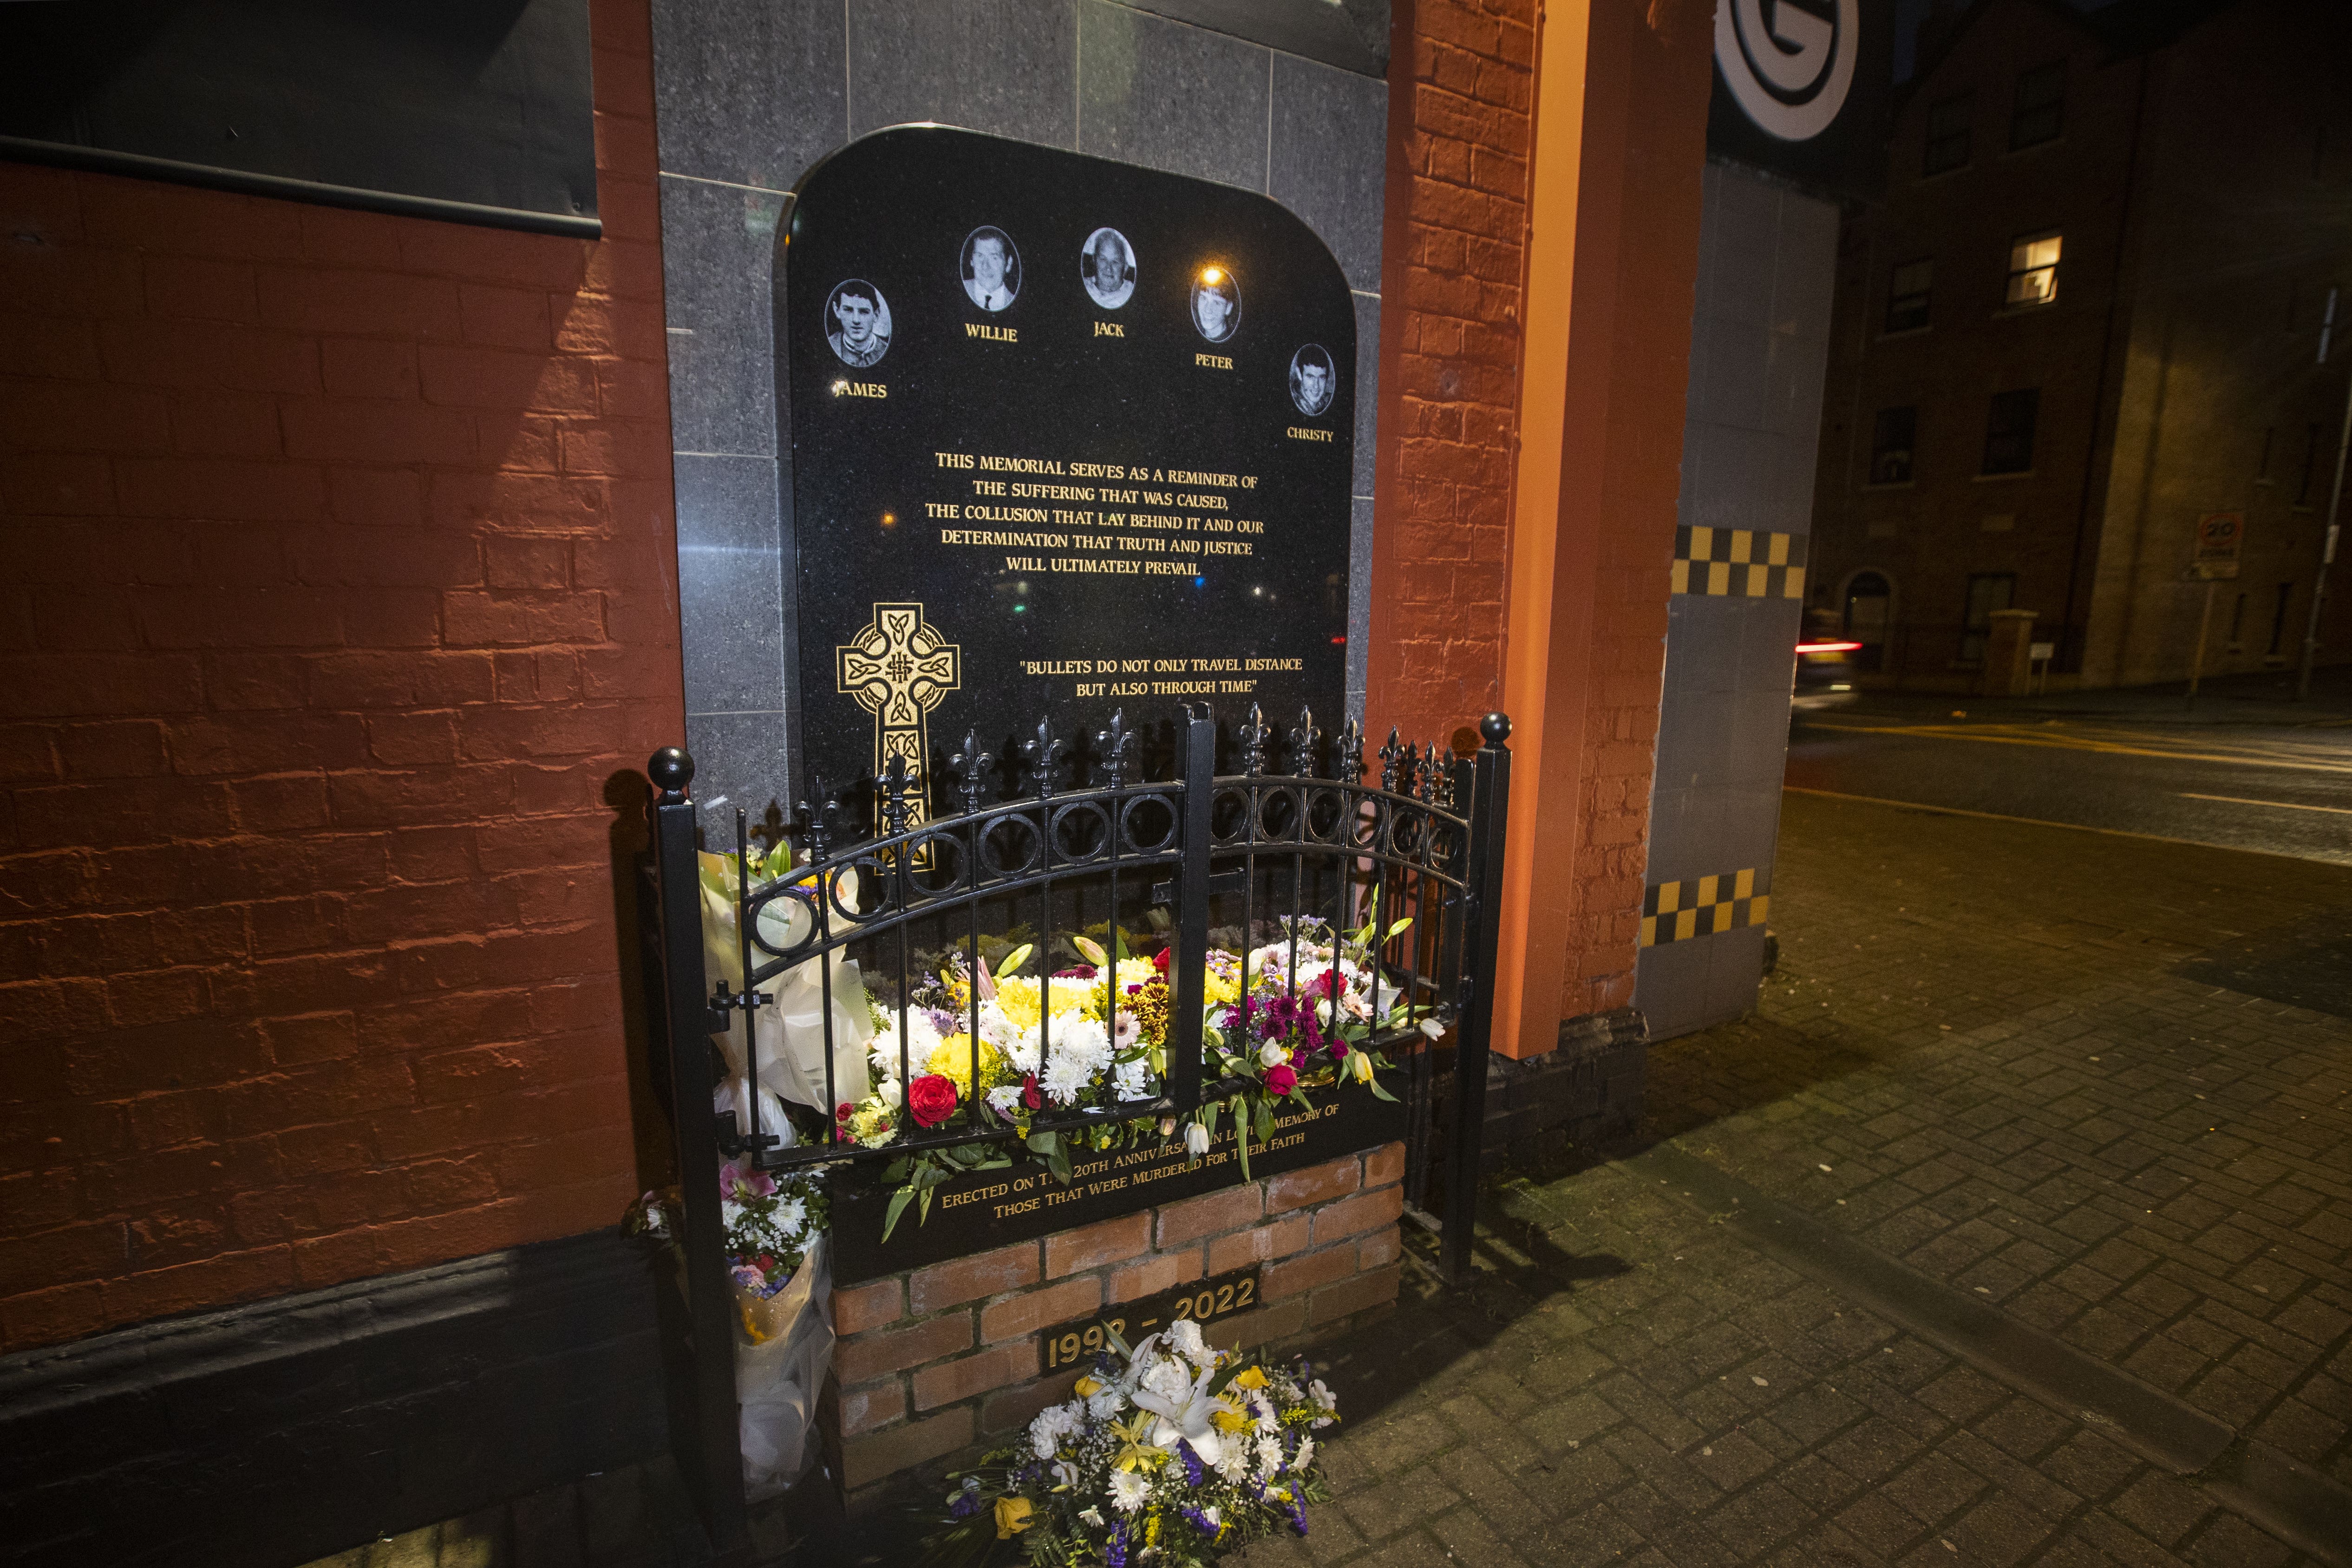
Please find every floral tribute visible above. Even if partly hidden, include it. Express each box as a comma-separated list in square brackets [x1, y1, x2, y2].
[627, 1155, 829, 1343]
[920, 1317, 1338, 1566]
[839, 902, 1428, 1238]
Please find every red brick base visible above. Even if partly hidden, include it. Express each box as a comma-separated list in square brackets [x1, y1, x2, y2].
[828, 1141, 1406, 1498]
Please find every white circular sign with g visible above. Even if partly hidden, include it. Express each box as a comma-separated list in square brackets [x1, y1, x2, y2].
[1716, 0, 1858, 143]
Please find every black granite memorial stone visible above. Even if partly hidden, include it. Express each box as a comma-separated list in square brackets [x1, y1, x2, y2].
[777, 126, 1357, 820]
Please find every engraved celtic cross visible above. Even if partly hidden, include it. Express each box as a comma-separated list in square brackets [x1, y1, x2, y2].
[836, 602, 960, 830]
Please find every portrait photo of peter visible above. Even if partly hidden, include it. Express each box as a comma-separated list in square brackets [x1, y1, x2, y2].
[961, 227, 1021, 311]
[1081, 228, 1136, 309]
[1288, 345, 1335, 417]
[825, 279, 891, 367]
[1190, 267, 1240, 343]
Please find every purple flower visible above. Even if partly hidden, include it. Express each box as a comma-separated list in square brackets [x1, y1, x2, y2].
[948, 1488, 981, 1519]
[1104, 1524, 1128, 1567]
[1287, 1499, 1311, 1536]
[1181, 1506, 1219, 1538]
[1176, 1441, 1204, 1485]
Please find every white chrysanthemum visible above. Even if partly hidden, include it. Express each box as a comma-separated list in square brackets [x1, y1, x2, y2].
[1028, 1400, 1081, 1459]
[1087, 1386, 1125, 1419]
[1111, 1058, 1152, 1101]
[985, 1085, 1025, 1117]
[1214, 1442, 1248, 1482]
[1109, 1470, 1148, 1513]
[1296, 1435, 1315, 1472]
[772, 1197, 806, 1237]
[1040, 1051, 1095, 1105]
[719, 1199, 744, 1231]
[1255, 1434, 1282, 1475]
[872, 1009, 943, 1076]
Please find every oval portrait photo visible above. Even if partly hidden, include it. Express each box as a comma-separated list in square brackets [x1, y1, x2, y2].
[1190, 266, 1240, 343]
[1288, 344, 1336, 417]
[961, 226, 1021, 312]
[825, 279, 891, 368]
[1081, 228, 1136, 308]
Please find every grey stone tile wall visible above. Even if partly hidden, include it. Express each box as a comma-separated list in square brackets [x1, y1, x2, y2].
[649, 0, 1387, 817]
[1636, 161, 1840, 1042]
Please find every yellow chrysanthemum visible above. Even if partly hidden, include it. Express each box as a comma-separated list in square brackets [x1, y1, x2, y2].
[1210, 1402, 1251, 1434]
[1203, 967, 1242, 1006]
[993, 975, 1087, 1032]
[924, 1034, 1005, 1091]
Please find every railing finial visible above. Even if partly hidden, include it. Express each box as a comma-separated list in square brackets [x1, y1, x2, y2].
[879, 753, 915, 836]
[1023, 717, 1067, 799]
[1379, 727, 1406, 793]
[952, 729, 994, 817]
[1097, 709, 1137, 790]
[1238, 702, 1272, 777]
[1480, 712, 1513, 748]
[1339, 718, 1365, 783]
[798, 776, 836, 864]
[1286, 706, 1321, 778]
[648, 746, 694, 805]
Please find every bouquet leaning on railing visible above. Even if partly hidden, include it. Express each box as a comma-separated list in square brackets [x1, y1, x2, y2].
[919, 1317, 1339, 1567]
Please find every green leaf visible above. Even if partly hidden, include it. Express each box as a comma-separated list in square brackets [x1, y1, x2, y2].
[1026, 1130, 1059, 1159]
[1366, 1076, 1398, 1103]
[918, 1184, 935, 1224]
[882, 1185, 915, 1242]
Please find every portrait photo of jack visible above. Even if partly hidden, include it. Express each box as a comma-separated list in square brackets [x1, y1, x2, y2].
[1080, 227, 1136, 308]
[960, 227, 1021, 311]
[1190, 266, 1239, 343]
[824, 279, 891, 367]
[1288, 345, 1335, 417]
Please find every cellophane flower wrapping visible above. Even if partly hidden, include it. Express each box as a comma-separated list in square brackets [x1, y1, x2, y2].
[920, 1317, 1338, 1566]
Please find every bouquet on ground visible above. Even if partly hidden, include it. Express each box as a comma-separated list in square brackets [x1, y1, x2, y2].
[626, 1155, 830, 1342]
[922, 1317, 1339, 1566]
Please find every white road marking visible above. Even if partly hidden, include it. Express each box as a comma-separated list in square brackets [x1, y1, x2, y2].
[2181, 792, 2352, 817]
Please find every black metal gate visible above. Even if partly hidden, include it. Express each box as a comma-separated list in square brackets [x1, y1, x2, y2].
[638, 704, 1511, 1552]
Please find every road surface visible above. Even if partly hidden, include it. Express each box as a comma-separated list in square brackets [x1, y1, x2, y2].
[1786, 706, 2352, 866]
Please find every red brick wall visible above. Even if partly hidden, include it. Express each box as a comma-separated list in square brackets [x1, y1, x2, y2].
[1368, 0, 1536, 747]
[830, 1144, 1405, 1496]
[0, 0, 681, 1353]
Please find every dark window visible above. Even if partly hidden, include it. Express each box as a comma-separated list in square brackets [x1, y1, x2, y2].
[2268, 582, 2294, 655]
[1925, 93, 1973, 175]
[1870, 407, 1918, 484]
[1981, 388, 2040, 475]
[1886, 259, 1933, 332]
[1960, 573, 2015, 665]
[2010, 61, 2065, 150]
[2298, 422, 2321, 504]
[2005, 232, 2062, 307]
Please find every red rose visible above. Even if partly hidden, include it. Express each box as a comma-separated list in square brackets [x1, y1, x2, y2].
[908, 1073, 959, 1127]
[1266, 1064, 1298, 1096]
[1022, 1072, 1043, 1110]
[836, 1101, 854, 1123]
[1151, 947, 1173, 973]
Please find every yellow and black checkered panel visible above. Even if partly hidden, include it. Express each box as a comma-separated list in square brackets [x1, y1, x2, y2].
[1670, 527, 1807, 599]
[1639, 867, 1771, 947]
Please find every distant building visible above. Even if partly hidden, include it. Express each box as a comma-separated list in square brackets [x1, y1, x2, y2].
[1808, 0, 2352, 688]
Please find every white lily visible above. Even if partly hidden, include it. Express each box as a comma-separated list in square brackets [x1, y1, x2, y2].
[1124, 1333, 1228, 1467]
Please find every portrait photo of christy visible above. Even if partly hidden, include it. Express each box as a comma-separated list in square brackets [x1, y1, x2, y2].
[825, 279, 891, 367]
[962, 227, 1021, 311]
[1288, 345, 1335, 417]
[1081, 227, 1135, 308]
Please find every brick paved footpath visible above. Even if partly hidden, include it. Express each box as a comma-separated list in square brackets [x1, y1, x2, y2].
[1220, 791, 2352, 1568]
[314, 791, 2352, 1566]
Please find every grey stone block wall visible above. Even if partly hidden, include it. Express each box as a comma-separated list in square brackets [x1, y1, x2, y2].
[649, 0, 1388, 819]
[1636, 160, 1839, 1043]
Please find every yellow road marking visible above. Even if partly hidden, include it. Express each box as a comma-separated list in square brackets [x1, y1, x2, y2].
[2181, 792, 2352, 817]
[1806, 721, 2352, 777]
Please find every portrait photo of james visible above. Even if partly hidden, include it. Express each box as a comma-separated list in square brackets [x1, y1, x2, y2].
[1081, 227, 1136, 308]
[1288, 345, 1335, 417]
[826, 279, 891, 367]
[961, 227, 1021, 311]
[1190, 267, 1240, 343]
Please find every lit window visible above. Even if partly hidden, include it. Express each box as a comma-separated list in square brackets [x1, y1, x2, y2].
[1982, 388, 2040, 475]
[1924, 93, 1972, 176]
[1886, 260, 1932, 332]
[2005, 232, 2061, 307]
[2010, 61, 2065, 150]
[1870, 407, 1917, 485]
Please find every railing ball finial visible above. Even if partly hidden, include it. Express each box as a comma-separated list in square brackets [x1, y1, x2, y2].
[648, 746, 694, 803]
[1480, 712, 1513, 748]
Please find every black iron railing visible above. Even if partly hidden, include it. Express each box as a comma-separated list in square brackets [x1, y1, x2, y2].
[639, 704, 1510, 1543]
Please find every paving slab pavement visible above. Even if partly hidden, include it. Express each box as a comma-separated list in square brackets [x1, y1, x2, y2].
[1234, 791, 2352, 1567]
